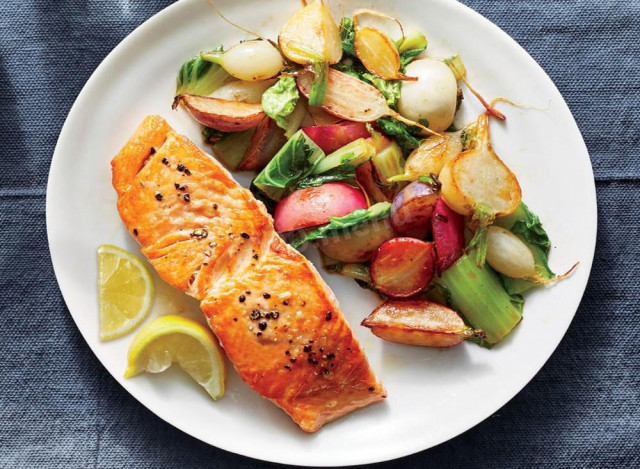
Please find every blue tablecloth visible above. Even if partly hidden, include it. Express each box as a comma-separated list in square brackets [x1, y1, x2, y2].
[1, 1, 638, 467]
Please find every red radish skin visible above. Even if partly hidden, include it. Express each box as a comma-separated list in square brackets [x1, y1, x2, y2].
[390, 181, 439, 239]
[370, 238, 436, 298]
[302, 122, 371, 154]
[274, 183, 367, 233]
[431, 198, 465, 273]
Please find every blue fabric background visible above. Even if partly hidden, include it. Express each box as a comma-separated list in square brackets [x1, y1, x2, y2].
[1, 0, 638, 467]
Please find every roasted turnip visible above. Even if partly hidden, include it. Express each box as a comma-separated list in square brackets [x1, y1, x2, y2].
[390, 181, 439, 239]
[370, 238, 436, 297]
[278, 0, 342, 65]
[274, 183, 367, 233]
[485, 226, 537, 279]
[431, 198, 465, 273]
[362, 299, 482, 347]
[302, 122, 371, 154]
[439, 113, 521, 218]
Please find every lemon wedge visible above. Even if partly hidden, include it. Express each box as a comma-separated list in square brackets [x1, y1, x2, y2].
[124, 315, 225, 400]
[97, 244, 154, 341]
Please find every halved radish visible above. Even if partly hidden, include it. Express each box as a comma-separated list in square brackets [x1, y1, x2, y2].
[362, 299, 482, 347]
[370, 238, 436, 297]
[274, 183, 367, 233]
[390, 181, 439, 239]
[431, 198, 465, 273]
[297, 68, 390, 122]
[302, 122, 371, 154]
[173, 94, 265, 132]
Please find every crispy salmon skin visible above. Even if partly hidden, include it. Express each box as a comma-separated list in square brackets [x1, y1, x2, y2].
[111, 116, 386, 432]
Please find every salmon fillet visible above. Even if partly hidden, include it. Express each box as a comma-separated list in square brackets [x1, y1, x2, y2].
[111, 116, 386, 432]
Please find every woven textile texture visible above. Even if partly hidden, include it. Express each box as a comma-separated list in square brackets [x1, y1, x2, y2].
[1, 0, 639, 467]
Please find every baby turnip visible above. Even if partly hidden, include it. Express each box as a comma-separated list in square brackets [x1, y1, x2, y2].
[485, 226, 536, 279]
[201, 40, 284, 81]
[398, 59, 458, 132]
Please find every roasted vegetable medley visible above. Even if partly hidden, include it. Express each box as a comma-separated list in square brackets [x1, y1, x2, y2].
[172, 0, 574, 348]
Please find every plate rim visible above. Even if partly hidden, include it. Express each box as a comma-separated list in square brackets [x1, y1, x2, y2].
[46, 0, 598, 465]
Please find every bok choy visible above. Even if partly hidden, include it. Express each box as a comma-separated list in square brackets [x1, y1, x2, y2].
[252, 130, 325, 201]
[439, 254, 522, 345]
[176, 48, 230, 96]
[291, 202, 391, 248]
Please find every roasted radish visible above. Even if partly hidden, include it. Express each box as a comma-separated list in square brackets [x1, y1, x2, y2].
[274, 183, 367, 233]
[431, 198, 465, 273]
[278, 0, 342, 65]
[370, 238, 436, 297]
[298, 69, 436, 135]
[362, 299, 482, 347]
[317, 218, 395, 262]
[302, 122, 371, 154]
[390, 181, 439, 239]
[173, 94, 265, 132]
[439, 113, 521, 218]
[237, 117, 287, 171]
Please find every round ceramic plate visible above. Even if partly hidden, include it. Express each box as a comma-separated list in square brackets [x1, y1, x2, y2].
[47, 0, 596, 465]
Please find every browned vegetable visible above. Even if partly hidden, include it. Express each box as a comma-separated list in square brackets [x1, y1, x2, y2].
[173, 94, 265, 132]
[237, 117, 287, 171]
[362, 299, 483, 347]
[278, 0, 342, 65]
[354, 27, 416, 81]
[439, 113, 521, 217]
[356, 161, 393, 203]
[390, 181, 439, 239]
[298, 69, 437, 136]
[317, 218, 395, 262]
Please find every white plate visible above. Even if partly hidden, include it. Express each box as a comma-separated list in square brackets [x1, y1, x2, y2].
[46, 0, 597, 465]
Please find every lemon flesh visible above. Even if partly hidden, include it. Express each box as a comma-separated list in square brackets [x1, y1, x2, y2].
[98, 245, 154, 341]
[125, 315, 225, 400]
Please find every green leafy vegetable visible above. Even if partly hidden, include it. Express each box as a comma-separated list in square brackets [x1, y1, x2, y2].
[176, 47, 230, 96]
[309, 61, 329, 106]
[296, 166, 357, 189]
[252, 130, 325, 201]
[339, 17, 357, 57]
[396, 31, 428, 69]
[291, 202, 391, 248]
[439, 254, 522, 345]
[499, 202, 552, 253]
[375, 117, 423, 152]
[312, 138, 375, 175]
[261, 76, 300, 131]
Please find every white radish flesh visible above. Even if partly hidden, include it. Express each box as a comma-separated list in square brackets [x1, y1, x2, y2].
[486, 226, 536, 278]
[398, 59, 458, 132]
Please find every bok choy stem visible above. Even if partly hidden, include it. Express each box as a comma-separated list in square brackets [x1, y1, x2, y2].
[439, 254, 522, 344]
